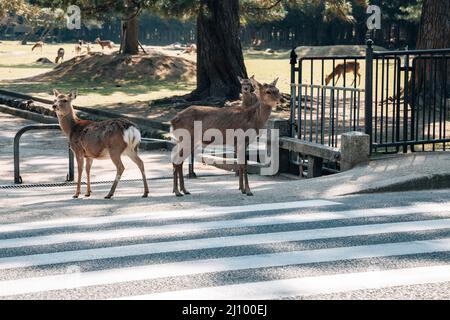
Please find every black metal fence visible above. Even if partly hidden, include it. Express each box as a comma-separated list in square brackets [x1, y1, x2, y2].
[365, 42, 450, 153]
[289, 41, 450, 154]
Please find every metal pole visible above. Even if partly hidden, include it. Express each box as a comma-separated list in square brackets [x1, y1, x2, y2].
[290, 48, 298, 138]
[365, 39, 374, 154]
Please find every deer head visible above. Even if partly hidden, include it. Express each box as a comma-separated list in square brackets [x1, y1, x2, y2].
[251, 78, 283, 108]
[52, 89, 77, 117]
[238, 75, 255, 94]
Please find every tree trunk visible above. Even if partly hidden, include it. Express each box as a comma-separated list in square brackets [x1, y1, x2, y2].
[416, 0, 450, 50]
[192, 0, 247, 101]
[413, 0, 450, 112]
[121, 0, 139, 55]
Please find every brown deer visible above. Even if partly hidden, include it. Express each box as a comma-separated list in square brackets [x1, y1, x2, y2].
[170, 78, 282, 197]
[55, 48, 65, 63]
[52, 89, 149, 199]
[325, 61, 361, 86]
[238, 75, 258, 107]
[95, 37, 114, 50]
[75, 44, 82, 55]
[31, 41, 44, 52]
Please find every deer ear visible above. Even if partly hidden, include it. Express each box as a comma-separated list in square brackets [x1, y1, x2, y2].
[250, 75, 255, 80]
[237, 76, 243, 83]
[69, 89, 78, 100]
[251, 77, 262, 89]
[271, 78, 279, 86]
[53, 89, 60, 97]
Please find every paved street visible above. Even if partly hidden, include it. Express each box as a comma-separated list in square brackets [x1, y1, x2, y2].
[1, 111, 450, 300]
[0, 189, 449, 300]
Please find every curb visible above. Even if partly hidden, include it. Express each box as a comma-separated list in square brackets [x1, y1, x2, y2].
[352, 173, 450, 194]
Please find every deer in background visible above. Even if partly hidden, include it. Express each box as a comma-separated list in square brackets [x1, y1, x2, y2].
[31, 41, 44, 52]
[96, 37, 114, 50]
[325, 61, 361, 86]
[55, 48, 65, 63]
[170, 77, 282, 197]
[52, 89, 149, 199]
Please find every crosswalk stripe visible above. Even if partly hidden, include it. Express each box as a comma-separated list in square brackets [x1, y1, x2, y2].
[2, 203, 450, 249]
[1, 238, 449, 297]
[1, 218, 450, 270]
[0, 200, 340, 234]
[119, 264, 450, 300]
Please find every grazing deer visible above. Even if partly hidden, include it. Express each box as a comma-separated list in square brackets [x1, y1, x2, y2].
[55, 48, 65, 63]
[95, 37, 114, 50]
[52, 89, 149, 199]
[325, 61, 361, 86]
[170, 78, 282, 197]
[31, 41, 44, 52]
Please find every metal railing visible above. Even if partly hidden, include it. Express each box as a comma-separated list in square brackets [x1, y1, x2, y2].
[365, 41, 450, 153]
[14, 125, 74, 184]
[289, 51, 365, 148]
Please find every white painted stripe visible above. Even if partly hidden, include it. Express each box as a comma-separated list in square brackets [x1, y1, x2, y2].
[1, 203, 449, 249]
[121, 264, 450, 300]
[1, 238, 450, 297]
[1, 219, 450, 270]
[0, 200, 340, 233]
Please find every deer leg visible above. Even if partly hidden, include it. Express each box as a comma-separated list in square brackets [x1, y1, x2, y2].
[73, 155, 84, 199]
[105, 153, 125, 199]
[243, 159, 253, 196]
[239, 164, 245, 193]
[179, 163, 190, 195]
[127, 150, 149, 198]
[85, 158, 93, 197]
[358, 73, 362, 86]
[173, 163, 183, 197]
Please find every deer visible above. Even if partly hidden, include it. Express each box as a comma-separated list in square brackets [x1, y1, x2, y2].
[238, 75, 258, 107]
[31, 41, 44, 52]
[55, 48, 65, 64]
[52, 89, 149, 199]
[170, 77, 282, 197]
[325, 61, 361, 86]
[75, 44, 82, 55]
[95, 37, 114, 50]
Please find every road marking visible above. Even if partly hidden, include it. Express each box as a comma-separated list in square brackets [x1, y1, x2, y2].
[1, 238, 450, 297]
[1, 203, 449, 249]
[1, 218, 450, 269]
[0, 200, 340, 233]
[119, 264, 450, 300]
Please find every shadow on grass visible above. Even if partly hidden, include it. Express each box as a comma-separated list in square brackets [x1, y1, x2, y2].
[0, 78, 195, 97]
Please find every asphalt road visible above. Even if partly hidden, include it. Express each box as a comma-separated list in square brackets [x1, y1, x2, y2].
[0, 189, 449, 300]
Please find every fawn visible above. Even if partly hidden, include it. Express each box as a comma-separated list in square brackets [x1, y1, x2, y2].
[55, 48, 65, 63]
[52, 89, 149, 199]
[170, 78, 282, 197]
[325, 61, 361, 86]
[31, 41, 44, 52]
[95, 37, 114, 50]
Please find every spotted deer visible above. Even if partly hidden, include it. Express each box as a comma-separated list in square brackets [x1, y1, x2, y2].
[52, 89, 149, 199]
[325, 61, 361, 86]
[95, 37, 114, 50]
[170, 78, 282, 197]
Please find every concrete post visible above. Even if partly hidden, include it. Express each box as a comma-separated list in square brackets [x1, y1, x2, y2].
[340, 131, 370, 171]
[266, 119, 290, 174]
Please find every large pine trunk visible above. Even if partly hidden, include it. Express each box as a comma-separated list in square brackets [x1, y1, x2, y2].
[414, 0, 450, 106]
[191, 0, 247, 101]
[121, 0, 139, 55]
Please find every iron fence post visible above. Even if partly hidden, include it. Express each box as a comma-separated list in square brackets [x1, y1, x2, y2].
[403, 54, 410, 154]
[365, 39, 374, 154]
[290, 48, 298, 138]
